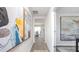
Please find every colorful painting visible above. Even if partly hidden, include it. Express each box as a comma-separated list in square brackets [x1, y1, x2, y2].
[0, 7, 32, 52]
[0, 7, 23, 51]
[60, 16, 79, 41]
[15, 18, 24, 40]
[24, 8, 31, 40]
[0, 7, 9, 27]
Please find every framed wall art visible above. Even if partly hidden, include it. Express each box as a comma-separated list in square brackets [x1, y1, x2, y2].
[60, 16, 79, 41]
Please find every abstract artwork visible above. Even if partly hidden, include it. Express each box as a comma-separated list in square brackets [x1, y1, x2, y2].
[0, 7, 23, 51]
[15, 18, 24, 41]
[24, 8, 31, 40]
[0, 7, 32, 51]
[0, 7, 9, 27]
[60, 16, 79, 41]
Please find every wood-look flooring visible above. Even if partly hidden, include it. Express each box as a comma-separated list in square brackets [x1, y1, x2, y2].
[31, 37, 48, 52]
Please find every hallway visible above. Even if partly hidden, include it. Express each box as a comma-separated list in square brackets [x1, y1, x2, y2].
[29, 7, 51, 52]
[31, 37, 48, 52]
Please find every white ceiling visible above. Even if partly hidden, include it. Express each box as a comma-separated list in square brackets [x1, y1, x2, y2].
[29, 7, 50, 17]
[55, 7, 79, 13]
[29, 7, 50, 25]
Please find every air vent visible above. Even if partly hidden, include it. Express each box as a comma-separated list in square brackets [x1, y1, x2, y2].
[32, 10, 38, 14]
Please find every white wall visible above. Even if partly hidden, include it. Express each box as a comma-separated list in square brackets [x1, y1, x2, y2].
[40, 25, 45, 39]
[45, 8, 54, 52]
[55, 7, 79, 46]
